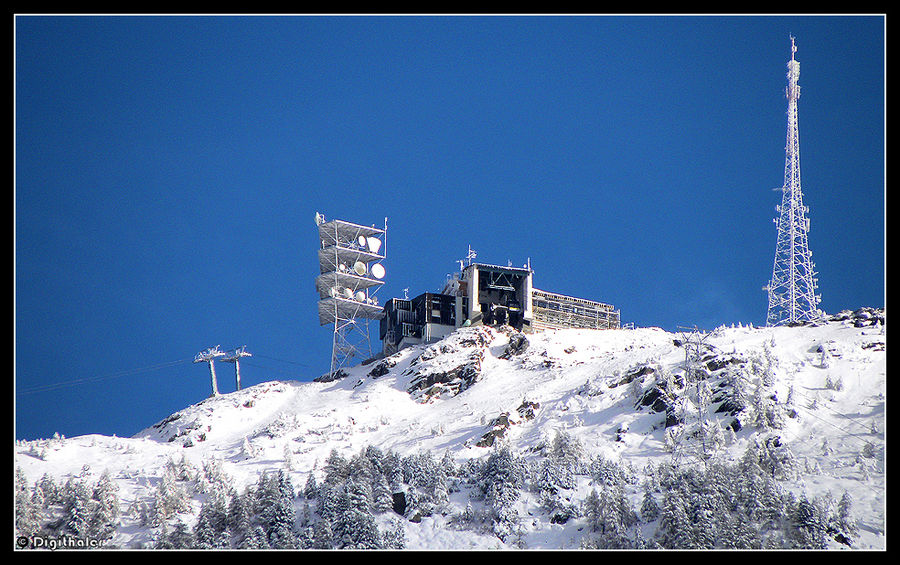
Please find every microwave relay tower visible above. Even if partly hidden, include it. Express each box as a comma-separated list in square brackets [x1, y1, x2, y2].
[766, 37, 822, 326]
[315, 212, 387, 376]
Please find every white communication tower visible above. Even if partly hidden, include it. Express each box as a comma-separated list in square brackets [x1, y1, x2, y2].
[221, 345, 252, 391]
[766, 37, 822, 326]
[194, 345, 226, 397]
[315, 212, 387, 376]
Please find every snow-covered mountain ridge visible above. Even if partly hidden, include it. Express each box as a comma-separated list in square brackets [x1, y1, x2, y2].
[15, 308, 886, 550]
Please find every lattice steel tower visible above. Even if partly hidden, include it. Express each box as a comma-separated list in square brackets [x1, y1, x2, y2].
[314, 213, 387, 376]
[766, 37, 822, 326]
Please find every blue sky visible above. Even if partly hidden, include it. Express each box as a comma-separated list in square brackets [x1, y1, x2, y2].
[15, 15, 884, 441]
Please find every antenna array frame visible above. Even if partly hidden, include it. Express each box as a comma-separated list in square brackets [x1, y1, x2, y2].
[315, 213, 387, 376]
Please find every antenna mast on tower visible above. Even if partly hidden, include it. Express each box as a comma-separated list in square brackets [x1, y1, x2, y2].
[766, 37, 822, 326]
[314, 212, 387, 377]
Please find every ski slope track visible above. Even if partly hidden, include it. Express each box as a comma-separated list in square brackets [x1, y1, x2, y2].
[15, 309, 886, 550]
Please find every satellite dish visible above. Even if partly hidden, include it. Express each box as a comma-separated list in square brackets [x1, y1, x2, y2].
[358, 235, 368, 248]
[371, 296, 378, 306]
[371, 263, 386, 279]
[315, 212, 324, 225]
[366, 236, 382, 253]
[353, 261, 367, 276]
[355, 291, 366, 302]
[343, 288, 353, 299]
[339, 263, 347, 272]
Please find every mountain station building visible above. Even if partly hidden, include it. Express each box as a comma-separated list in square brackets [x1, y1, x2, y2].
[380, 262, 619, 356]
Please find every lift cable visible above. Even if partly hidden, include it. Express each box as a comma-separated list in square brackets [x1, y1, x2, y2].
[16, 358, 194, 396]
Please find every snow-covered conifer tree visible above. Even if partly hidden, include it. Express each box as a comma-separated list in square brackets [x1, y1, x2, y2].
[640, 482, 659, 522]
[227, 489, 253, 547]
[61, 477, 92, 537]
[15, 468, 42, 538]
[323, 449, 350, 486]
[311, 517, 333, 549]
[837, 490, 859, 540]
[338, 477, 381, 549]
[303, 472, 319, 500]
[88, 470, 120, 540]
[790, 495, 827, 549]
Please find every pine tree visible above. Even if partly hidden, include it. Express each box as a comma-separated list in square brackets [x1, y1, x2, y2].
[371, 473, 394, 514]
[479, 445, 525, 541]
[61, 477, 92, 537]
[154, 520, 174, 549]
[583, 488, 602, 532]
[790, 495, 827, 549]
[440, 450, 457, 478]
[364, 445, 386, 476]
[317, 483, 346, 525]
[594, 484, 633, 549]
[88, 470, 120, 540]
[689, 489, 717, 549]
[240, 525, 269, 549]
[383, 518, 406, 549]
[36, 473, 60, 508]
[193, 511, 216, 549]
[337, 477, 381, 549]
[227, 490, 253, 547]
[640, 483, 659, 522]
[760, 475, 789, 529]
[283, 443, 294, 471]
[303, 472, 319, 499]
[731, 512, 762, 549]
[431, 463, 450, 510]
[265, 470, 296, 548]
[166, 519, 196, 549]
[658, 487, 693, 549]
[15, 468, 41, 538]
[837, 490, 859, 539]
[154, 467, 190, 522]
[296, 524, 314, 549]
[241, 437, 256, 459]
[323, 449, 350, 486]
[549, 430, 585, 474]
[311, 518, 334, 549]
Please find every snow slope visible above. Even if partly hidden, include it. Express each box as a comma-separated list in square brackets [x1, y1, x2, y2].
[14, 311, 886, 550]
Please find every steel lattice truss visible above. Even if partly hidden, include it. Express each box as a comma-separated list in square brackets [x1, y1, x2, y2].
[315, 214, 387, 376]
[766, 38, 821, 326]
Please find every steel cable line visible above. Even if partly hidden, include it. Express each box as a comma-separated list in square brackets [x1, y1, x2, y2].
[237, 359, 303, 380]
[16, 358, 194, 395]
[252, 354, 314, 369]
[728, 370, 882, 448]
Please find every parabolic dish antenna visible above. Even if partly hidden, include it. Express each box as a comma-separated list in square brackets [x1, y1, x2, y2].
[353, 261, 367, 276]
[358, 235, 368, 248]
[366, 237, 382, 253]
[343, 288, 354, 299]
[355, 291, 366, 302]
[371, 263, 386, 279]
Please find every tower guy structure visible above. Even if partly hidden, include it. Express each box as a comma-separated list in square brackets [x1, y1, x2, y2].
[766, 37, 822, 326]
